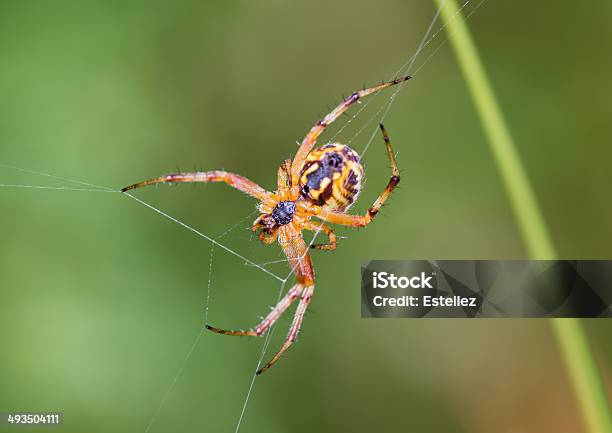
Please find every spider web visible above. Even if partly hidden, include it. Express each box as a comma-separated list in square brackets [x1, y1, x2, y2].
[0, 1, 486, 431]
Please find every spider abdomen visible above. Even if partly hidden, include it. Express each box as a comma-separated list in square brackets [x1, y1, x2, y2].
[299, 143, 364, 211]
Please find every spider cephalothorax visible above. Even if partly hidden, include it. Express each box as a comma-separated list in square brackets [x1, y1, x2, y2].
[122, 75, 410, 374]
[272, 201, 296, 225]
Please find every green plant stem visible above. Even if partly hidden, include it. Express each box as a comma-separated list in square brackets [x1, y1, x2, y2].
[433, 1, 612, 432]
[552, 319, 612, 433]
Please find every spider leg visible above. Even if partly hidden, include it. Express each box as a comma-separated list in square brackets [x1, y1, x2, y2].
[277, 159, 292, 189]
[257, 285, 314, 375]
[251, 215, 278, 244]
[304, 220, 337, 250]
[290, 75, 411, 184]
[121, 170, 269, 200]
[206, 283, 303, 337]
[257, 228, 278, 245]
[245, 233, 315, 374]
[316, 124, 400, 228]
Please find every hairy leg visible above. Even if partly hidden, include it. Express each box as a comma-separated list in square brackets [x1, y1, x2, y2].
[256, 285, 314, 374]
[304, 220, 337, 250]
[277, 159, 292, 189]
[291, 76, 411, 184]
[121, 170, 269, 200]
[206, 283, 303, 337]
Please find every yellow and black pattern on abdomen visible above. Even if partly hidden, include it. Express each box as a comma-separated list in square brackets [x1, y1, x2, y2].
[299, 143, 364, 211]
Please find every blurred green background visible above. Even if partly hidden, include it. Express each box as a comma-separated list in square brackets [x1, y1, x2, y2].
[1, 1, 611, 432]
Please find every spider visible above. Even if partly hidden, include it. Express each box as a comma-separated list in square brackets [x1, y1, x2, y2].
[122, 75, 410, 374]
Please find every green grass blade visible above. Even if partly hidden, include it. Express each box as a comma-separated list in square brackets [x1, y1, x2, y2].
[435, 0, 554, 259]
[552, 319, 612, 433]
[433, 1, 612, 432]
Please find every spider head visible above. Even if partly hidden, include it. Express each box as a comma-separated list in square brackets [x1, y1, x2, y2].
[272, 200, 296, 226]
[252, 200, 297, 245]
